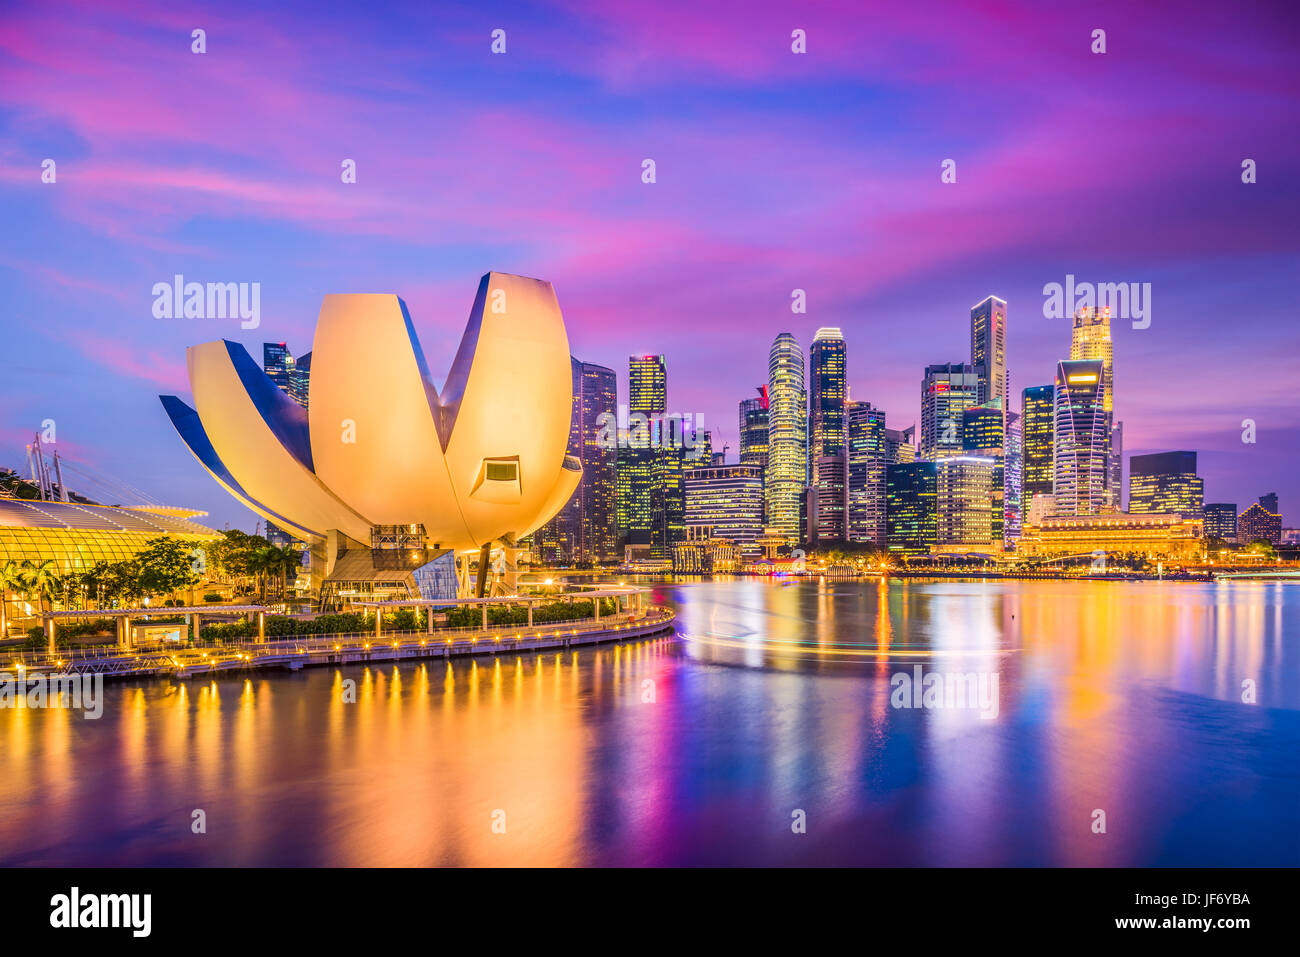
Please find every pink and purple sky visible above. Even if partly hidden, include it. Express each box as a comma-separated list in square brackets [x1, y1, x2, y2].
[2, 0, 1298, 530]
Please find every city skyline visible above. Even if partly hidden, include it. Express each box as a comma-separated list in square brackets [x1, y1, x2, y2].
[2, 0, 1297, 533]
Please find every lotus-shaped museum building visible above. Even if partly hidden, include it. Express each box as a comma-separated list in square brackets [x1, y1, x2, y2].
[161, 272, 582, 592]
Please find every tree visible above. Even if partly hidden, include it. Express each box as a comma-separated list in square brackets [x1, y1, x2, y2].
[0, 560, 26, 638]
[20, 559, 62, 615]
[273, 544, 301, 598]
[136, 536, 201, 603]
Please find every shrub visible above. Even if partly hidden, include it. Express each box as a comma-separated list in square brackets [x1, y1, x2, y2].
[203, 593, 223, 602]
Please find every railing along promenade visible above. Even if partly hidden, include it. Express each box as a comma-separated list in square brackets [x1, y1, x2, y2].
[3, 605, 677, 680]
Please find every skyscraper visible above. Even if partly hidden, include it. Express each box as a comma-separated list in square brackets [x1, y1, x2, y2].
[1070, 307, 1117, 508]
[970, 296, 1008, 408]
[620, 355, 668, 556]
[935, 456, 996, 549]
[1021, 383, 1055, 521]
[684, 463, 764, 554]
[738, 388, 770, 473]
[885, 425, 916, 464]
[920, 363, 979, 459]
[808, 328, 847, 543]
[534, 359, 619, 564]
[961, 401, 1006, 543]
[649, 443, 685, 559]
[1053, 358, 1108, 515]
[288, 351, 311, 410]
[263, 342, 291, 392]
[765, 333, 807, 542]
[1003, 410, 1023, 544]
[629, 355, 667, 418]
[846, 400, 887, 544]
[887, 461, 937, 555]
[1204, 503, 1238, 543]
[1128, 451, 1204, 519]
[573, 360, 619, 561]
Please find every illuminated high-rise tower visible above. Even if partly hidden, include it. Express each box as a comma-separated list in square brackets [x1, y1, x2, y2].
[1021, 384, 1055, 509]
[765, 333, 807, 541]
[1129, 451, 1204, 519]
[1070, 308, 1113, 411]
[629, 354, 667, 417]
[970, 296, 1008, 408]
[1070, 307, 1118, 509]
[808, 328, 847, 542]
[920, 363, 979, 458]
[738, 388, 770, 472]
[1053, 359, 1108, 515]
[846, 400, 887, 544]
[535, 358, 618, 563]
[263, 342, 290, 391]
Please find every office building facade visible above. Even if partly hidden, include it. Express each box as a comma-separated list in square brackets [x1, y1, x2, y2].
[1128, 451, 1204, 520]
[886, 461, 938, 556]
[765, 333, 807, 542]
[970, 295, 1008, 408]
[920, 362, 979, 459]
[1052, 359, 1108, 515]
[684, 464, 764, 554]
[807, 328, 847, 543]
[847, 401, 887, 544]
[1203, 503, 1238, 543]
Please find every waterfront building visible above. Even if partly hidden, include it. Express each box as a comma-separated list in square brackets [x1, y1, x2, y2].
[1021, 384, 1055, 516]
[1070, 307, 1118, 508]
[1004, 410, 1023, 544]
[765, 333, 807, 542]
[935, 455, 997, 551]
[808, 328, 847, 543]
[886, 461, 938, 556]
[961, 402, 1006, 543]
[0, 500, 221, 578]
[1109, 420, 1124, 510]
[672, 525, 742, 573]
[536, 358, 618, 564]
[620, 354, 685, 558]
[847, 401, 887, 544]
[970, 295, 1008, 408]
[1260, 492, 1279, 515]
[1017, 512, 1204, 562]
[1203, 503, 1238, 543]
[1238, 500, 1282, 545]
[615, 442, 650, 549]
[684, 463, 763, 554]
[920, 363, 979, 459]
[738, 389, 770, 474]
[162, 273, 583, 598]
[1052, 358, 1108, 515]
[649, 444, 685, 560]
[1128, 451, 1204, 520]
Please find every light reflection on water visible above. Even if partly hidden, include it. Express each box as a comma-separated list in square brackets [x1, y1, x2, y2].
[0, 579, 1295, 866]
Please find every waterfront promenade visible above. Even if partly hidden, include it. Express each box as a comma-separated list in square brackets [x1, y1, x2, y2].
[5, 602, 676, 682]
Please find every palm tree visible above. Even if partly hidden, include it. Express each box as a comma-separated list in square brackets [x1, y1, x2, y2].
[247, 546, 282, 602]
[21, 559, 63, 616]
[275, 544, 301, 599]
[0, 560, 26, 639]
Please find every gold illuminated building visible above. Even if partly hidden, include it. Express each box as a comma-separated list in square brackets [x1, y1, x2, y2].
[1017, 512, 1204, 561]
[0, 500, 220, 575]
